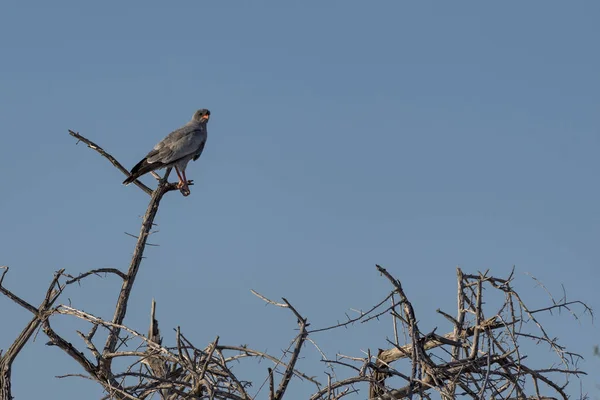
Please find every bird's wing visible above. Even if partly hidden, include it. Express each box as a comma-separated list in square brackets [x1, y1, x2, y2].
[146, 123, 206, 165]
[192, 140, 206, 161]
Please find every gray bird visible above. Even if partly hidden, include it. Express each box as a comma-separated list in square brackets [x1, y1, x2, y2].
[123, 109, 210, 196]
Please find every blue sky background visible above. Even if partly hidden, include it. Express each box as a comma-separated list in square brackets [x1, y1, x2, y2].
[1, 1, 598, 399]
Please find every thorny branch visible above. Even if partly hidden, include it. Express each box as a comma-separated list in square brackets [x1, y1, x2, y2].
[66, 268, 128, 284]
[2, 131, 199, 400]
[2, 260, 592, 400]
[0, 129, 593, 400]
[1, 267, 66, 400]
[68, 130, 153, 196]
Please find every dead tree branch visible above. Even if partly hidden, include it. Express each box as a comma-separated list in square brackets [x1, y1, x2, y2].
[0, 131, 591, 400]
[0, 267, 66, 400]
[68, 130, 153, 196]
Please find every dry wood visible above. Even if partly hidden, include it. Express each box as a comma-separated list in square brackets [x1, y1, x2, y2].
[0, 130, 592, 400]
[0, 268, 66, 400]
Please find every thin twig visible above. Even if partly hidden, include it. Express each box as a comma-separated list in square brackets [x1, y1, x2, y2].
[68, 130, 153, 196]
[66, 268, 127, 284]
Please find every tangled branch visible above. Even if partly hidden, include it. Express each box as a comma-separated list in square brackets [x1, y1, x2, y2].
[0, 130, 592, 400]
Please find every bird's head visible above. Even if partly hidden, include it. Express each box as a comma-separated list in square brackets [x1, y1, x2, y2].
[192, 109, 211, 123]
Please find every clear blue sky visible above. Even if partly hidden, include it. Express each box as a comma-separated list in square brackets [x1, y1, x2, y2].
[1, 2, 598, 398]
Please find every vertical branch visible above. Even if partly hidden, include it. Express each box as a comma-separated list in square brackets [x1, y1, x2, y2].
[374, 265, 422, 399]
[144, 299, 171, 400]
[268, 368, 275, 400]
[391, 293, 400, 346]
[101, 169, 172, 372]
[445, 268, 466, 399]
[0, 369, 11, 400]
[453, 268, 466, 360]
[468, 277, 483, 359]
[273, 298, 308, 400]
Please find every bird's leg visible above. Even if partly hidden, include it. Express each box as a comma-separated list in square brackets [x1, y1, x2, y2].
[174, 166, 185, 188]
[173, 166, 191, 196]
[180, 170, 191, 196]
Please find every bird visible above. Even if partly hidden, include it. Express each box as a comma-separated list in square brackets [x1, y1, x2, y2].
[123, 109, 210, 196]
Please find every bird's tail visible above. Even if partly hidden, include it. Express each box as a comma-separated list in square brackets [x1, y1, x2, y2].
[123, 158, 156, 185]
[123, 174, 138, 185]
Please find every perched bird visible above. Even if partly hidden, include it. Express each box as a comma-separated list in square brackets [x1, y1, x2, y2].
[123, 109, 210, 196]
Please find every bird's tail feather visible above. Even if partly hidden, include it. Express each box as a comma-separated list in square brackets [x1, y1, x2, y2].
[123, 174, 139, 185]
[123, 158, 158, 185]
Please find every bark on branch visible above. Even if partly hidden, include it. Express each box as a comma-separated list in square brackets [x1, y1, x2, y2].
[0, 268, 66, 400]
[0, 130, 591, 400]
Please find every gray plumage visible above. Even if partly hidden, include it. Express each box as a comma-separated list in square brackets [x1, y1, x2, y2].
[123, 109, 210, 186]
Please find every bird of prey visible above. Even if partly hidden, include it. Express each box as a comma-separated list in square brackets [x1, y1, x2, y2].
[123, 109, 210, 196]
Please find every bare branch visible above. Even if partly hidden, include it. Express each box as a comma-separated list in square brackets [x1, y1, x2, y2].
[66, 268, 127, 284]
[273, 298, 308, 400]
[251, 289, 288, 308]
[0, 266, 39, 315]
[68, 130, 153, 196]
[100, 170, 174, 373]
